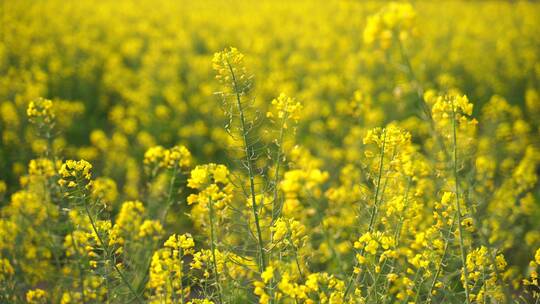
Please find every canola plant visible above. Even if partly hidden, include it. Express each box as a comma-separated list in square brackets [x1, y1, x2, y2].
[1, 1, 540, 303]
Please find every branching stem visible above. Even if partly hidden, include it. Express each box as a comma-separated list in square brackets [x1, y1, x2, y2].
[226, 60, 267, 272]
[344, 129, 387, 299]
[208, 197, 224, 303]
[82, 197, 143, 304]
[452, 103, 471, 304]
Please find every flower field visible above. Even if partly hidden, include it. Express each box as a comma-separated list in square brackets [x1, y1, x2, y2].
[2, 1, 540, 303]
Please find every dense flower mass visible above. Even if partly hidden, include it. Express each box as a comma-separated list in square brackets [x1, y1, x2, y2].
[363, 2, 416, 49]
[1, 1, 540, 303]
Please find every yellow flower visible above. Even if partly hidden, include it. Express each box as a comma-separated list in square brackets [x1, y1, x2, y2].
[164, 233, 195, 254]
[364, 2, 416, 49]
[144, 145, 166, 167]
[58, 159, 93, 190]
[27, 97, 55, 125]
[26, 288, 48, 304]
[366, 239, 379, 255]
[162, 145, 192, 169]
[271, 217, 307, 249]
[213, 47, 251, 93]
[268, 93, 303, 125]
[138, 220, 164, 241]
[261, 265, 274, 283]
[91, 177, 118, 208]
[144, 145, 192, 170]
[28, 158, 56, 178]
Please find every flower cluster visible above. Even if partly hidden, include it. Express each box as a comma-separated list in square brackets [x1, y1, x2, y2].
[58, 159, 93, 190]
[354, 231, 396, 266]
[267, 93, 303, 126]
[461, 246, 507, 302]
[144, 145, 192, 170]
[271, 217, 307, 250]
[27, 98, 55, 126]
[212, 47, 251, 94]
[147, 234, 195, 302]
[28, 158, 56, 177]
[187, 164, 234, 229]
[426, 90, 478, 161]
[26, 288, 48, 304]
[187, 164, 231, 196]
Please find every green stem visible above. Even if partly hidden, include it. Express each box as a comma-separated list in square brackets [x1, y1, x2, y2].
[426, 212, 457, 303]
[226, 60, 267, 272]
[482, 266, 487, 304]
[404, 268, 422, 303]
[69, 230, 86, 304]
[366, 129, 388, 233]
[135, 167, 179, 293]
[344, 129, 388, 299]
[179, 248, 185, 304]
[106, 261, 111, 304]
[375, 178, 412, 302]
[451, 103, 471, 304]
[396, 36, 450, 162]
[269, 113, 287, 304]
[208, 197, 224, 303]
[170, 275, 178, 304]
[83, 197, 143, 304]
[467, 193, 512, 303]
[393, 177, 412, 247]
[413, 276, 426, 304]
[396, 35, 429, 119]
[271, 112, 287, 231]
[160, 166, 178, 223]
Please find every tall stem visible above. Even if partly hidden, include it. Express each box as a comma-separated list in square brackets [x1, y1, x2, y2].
[397, 37, 450, 162]
[179, 247, 185, 304]
[269, 113, 287, 304]
[208, 197, 223, 303]
[376, 178, 412, 302]
[366, 129, 388, 233]
[452, 104, 471, 304]
[271, 113, 287, 229]
[160, 166, 178, 223]
[136, 167, 179, 293]
[226, 60, 267, 272]
[82, 198, 143, 304]
[69, 230, 86, 304]
[426, 212, 457, 303]
[396, 36, 429, 120]
[344, 129, 387, 299]
[466, 188, 512, 303]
